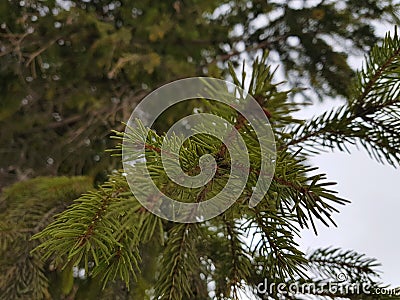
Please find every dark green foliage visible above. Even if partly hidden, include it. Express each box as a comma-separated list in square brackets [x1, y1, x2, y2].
[29, 32, 400, 299]
[0, 176, 93, 300]
[1, 2, 400, 299]
[1, 0, 399, 188]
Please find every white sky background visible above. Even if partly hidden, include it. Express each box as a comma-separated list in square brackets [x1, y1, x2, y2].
[294, 19, 400, 287]
[252, 2, 400, 288]
[289, 64, 400, 288]
[232, 1, 399, 296]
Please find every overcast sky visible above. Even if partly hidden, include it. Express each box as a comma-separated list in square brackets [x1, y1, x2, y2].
[237, 6, 399, 296]
[299, 144, 400, 287]
[294, 20, 399, 287]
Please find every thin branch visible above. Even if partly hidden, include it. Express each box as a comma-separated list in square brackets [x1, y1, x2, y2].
[25, 38, 58, 67]
[357, 44, 400, 104]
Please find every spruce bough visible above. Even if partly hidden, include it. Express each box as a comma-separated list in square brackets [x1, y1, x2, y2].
[1, 30, 400, 299]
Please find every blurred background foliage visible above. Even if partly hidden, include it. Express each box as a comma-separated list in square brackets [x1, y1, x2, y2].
[1, 0, 399, 189]
[1, 1, 400, 299]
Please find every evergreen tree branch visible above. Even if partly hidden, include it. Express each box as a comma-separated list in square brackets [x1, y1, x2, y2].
[32, 174, 141, 289]
[155, 223, 200, 300]
[284, 30, 400, 167]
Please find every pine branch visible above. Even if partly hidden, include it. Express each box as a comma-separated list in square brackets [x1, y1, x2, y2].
[32, 173, 141, 289]
[269, 149, 349, 234]
[155, 223, 200, 300]
[24, 34, 400, 299]
[249, 208, 307, 280]
[307, 247, 381, 283]
[221, 216, 252, 299]
[284, 30, 400, 166]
